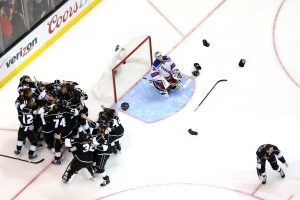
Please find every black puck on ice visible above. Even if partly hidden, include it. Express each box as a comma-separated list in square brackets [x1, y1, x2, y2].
[239, 59, 246, 67]
[202, 39, 210, 47]
[188, 128, 198, 135]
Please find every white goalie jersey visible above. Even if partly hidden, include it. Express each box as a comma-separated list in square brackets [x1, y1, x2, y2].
[150, 55, 178, 81]
[150, 52, 184, 97]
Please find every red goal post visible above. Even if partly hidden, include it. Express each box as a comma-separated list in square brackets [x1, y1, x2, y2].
[94, 35, 153, 104]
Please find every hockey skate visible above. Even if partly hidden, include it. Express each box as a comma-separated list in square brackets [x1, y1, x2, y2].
[62, 179, 70, 184]
[62, 176, 72, 184]
[28, 154, 37, 161]
[62, 172, 75, 184]
[261, 175, 267, 184]
[62, 172, 68, 181]
[112, 145, 118, 154]
[37, 143, 43, 149]
[279, 169, 285, 178]
[52, 158, 61, 165]
[116, 142, 121, 151]
[14, 150, 21, 157]
[100, 176, 110, 187]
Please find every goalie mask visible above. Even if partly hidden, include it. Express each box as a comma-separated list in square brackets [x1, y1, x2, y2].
[154, 51, 163, 61]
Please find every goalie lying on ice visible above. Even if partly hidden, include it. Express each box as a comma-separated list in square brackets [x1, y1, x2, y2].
[150, 51, 184, 97]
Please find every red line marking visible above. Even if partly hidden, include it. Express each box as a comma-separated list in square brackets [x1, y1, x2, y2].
[273, 0, 300, 88]
[147, 0, 184, 37]
[7, 1, 227, 198]
[287, 195, 294, 200]
[10, 161, 53, 200]
[251, 183, 262, 196]
[0, 128, 18, 132]
[95, 182, 264, 200]
[168, 0, 227, 55]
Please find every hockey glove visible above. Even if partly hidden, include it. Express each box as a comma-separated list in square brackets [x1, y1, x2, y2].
[171, 69, 182, 80]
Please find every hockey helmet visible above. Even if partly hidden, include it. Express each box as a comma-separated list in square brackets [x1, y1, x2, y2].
[68, 97, 80, 108]
[98, 111, 107, 121]
[154, 51, 163, 60]
[20, 75, 31, 83]
[121, 102, 129, 111]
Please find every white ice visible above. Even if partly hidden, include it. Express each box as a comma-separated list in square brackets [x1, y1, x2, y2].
[0, 0, 300, 199]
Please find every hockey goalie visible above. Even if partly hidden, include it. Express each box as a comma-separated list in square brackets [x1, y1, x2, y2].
[150, 51, 184, 97]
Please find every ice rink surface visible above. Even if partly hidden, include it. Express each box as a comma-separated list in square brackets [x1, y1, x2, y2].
[0, 0, 300, 199]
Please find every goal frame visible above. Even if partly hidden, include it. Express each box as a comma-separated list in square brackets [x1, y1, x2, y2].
[111, 35, 153, 103]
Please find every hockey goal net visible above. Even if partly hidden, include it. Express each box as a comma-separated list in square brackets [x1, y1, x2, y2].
[94, 35, 153, 104]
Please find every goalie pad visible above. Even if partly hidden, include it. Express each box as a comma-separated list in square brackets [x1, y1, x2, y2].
[152, 80, 169, 97]
[153, 76, 170, 89]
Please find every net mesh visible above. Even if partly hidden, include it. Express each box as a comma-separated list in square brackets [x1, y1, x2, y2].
[93, 36, 152, 104]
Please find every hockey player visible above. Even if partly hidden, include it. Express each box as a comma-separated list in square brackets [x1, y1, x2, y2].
[256, 144, 289, 184]
[150, 51, 183, 97]
[17, 75, 35, 94]
[46, 103, 79, 165]
[61, 131, 95, 184]
[81, 113, 112, 187]
[14, 88, 38, 160]
[92, 124, 112, 187]
[100, 105, 124, 154]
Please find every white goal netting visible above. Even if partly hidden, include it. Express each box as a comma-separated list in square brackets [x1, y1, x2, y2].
[93, 35, 153, 105]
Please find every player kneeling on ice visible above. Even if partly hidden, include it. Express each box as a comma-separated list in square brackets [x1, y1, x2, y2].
[256, 144, 288, 184]
[150, 51, 184, 97]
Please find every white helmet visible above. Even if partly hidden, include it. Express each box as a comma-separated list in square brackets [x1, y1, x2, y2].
[155, 51, 163, 60]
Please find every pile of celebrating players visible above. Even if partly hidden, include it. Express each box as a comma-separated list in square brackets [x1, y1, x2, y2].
[14, 75, 124, 186]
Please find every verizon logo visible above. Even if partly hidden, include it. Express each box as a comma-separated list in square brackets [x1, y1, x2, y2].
[0, 38, 37, 70]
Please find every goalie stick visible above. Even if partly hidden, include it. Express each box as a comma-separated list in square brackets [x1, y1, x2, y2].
[143, 77, 192, 89]
[194, 79, 227, 112]
[0, 153, 45, 164]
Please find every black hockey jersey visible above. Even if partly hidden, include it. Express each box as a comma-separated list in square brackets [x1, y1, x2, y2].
[15, 95, 36, 126]
[69, 137, 94, 163]
[256, 144, 286, 164]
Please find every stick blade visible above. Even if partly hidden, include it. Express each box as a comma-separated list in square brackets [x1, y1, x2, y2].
[182, 78, 192, 88]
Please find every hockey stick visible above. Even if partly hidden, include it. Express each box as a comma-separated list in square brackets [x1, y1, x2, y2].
[0, 153, 45, 164]
[182, 78, 192, 89]
[194, 79, 227, 112]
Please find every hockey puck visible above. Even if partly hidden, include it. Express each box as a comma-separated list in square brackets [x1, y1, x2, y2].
[239, 59, 246, 67]
[188, 128, 198, 135]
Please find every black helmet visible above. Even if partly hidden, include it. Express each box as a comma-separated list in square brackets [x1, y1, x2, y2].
[121, 102, 129, 111]
[98, 111, 107, 121]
